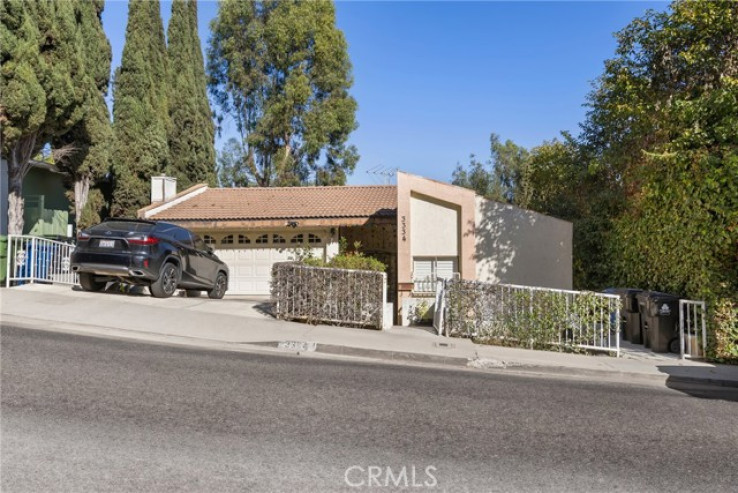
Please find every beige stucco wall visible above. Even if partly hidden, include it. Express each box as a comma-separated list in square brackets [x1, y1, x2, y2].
[475, 196, 573, 290]
[396, 172, 476, 287]
[410, 195, 459, 257]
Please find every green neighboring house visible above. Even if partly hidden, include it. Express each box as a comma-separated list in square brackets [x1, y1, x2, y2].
[2, 158, 72, 238]
[1, 158, 72, 282]
[21, 160, 72, 238]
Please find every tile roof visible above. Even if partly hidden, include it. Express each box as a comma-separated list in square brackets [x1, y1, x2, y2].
[147, 185, 398, 221]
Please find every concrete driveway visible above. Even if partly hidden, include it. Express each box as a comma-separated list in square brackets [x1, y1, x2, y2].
[50, 283, 275, 320]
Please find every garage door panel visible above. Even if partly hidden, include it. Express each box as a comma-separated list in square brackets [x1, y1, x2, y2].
[214, 245, 325, 295]
[254, 249, 271, 261]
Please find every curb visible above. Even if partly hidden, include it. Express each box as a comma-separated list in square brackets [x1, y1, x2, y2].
[3, 315, 737, 390]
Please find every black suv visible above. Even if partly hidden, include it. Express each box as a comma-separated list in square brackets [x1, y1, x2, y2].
[71, 219, 229, 299]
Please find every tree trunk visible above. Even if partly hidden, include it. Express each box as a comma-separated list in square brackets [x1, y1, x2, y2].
[5, 133, 38, 235]
[8, 176, 24, 236]
[73, 176, 91, 229]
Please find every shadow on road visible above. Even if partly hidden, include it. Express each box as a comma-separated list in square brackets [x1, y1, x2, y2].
[658, 365, 738, 402]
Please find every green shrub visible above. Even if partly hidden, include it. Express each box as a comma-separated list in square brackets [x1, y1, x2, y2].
[710, 298, 738, 364]
[301, 238, 386, 272]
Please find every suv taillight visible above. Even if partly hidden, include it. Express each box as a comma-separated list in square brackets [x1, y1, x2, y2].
[128, 236, 159, 246]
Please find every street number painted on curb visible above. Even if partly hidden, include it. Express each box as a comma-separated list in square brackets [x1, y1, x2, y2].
[278, 341, 317, 352]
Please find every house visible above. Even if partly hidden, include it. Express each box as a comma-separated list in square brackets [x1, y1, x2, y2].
[0, 158, 72, 238]
[138, 172, 573, 323]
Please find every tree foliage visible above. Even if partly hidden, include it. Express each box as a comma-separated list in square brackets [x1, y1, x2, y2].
[53, 0, 112, 230]
[208, 0, 359, 187]
[216, 137, 249, 188]
[167, 0, 216, 190]
[584, 1, 738, 301]
[452, 133, 532, 207]
[1, 0, 88, 233]
[451, 2, 738, 309]
[111, 0, 169, 217]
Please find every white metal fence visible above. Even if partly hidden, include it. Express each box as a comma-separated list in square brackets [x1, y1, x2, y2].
[679, 299, 707, 359]
[5, 235, 78, 287]
[442, 280, 621, 356]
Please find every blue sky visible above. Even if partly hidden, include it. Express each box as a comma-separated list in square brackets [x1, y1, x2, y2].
[101, 1, 668, 185]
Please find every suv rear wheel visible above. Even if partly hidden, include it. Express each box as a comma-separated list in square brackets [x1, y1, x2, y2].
[150, 262, 180, 298]
[79, 273, 106, 292]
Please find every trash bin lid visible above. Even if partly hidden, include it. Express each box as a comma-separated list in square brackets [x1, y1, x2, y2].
[647, 291, 680, 303]
[645, 292, 681, 317]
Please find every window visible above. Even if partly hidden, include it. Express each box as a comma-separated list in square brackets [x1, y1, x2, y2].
[412, 257, 458, 292]
[290, 234, 304, 244]
[308, 234, 321, 244]
[272, 234, 286, 244]
[255, 234, 268, 244]
[173, 228, 193, 246]
[203, 235, 216, 246]
[221, 234, 234, 245]
[193, 235, 207, 250]
[238, 234, 250, 244]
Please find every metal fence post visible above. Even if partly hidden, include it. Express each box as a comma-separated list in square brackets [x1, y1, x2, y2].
[615, 303, 621, 358]
[700, 301, 707, 359]
[5, 235, 12, 288]
[679, 300, 685, 359]
[29, 237, 35, 284]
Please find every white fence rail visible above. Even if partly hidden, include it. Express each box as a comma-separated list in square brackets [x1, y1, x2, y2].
[679, 299, 707, 360]
[5, 235, 78, 287]
[443, 280, 621, 356]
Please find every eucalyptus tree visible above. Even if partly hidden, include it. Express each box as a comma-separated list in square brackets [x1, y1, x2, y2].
[208, 0, 359, 187]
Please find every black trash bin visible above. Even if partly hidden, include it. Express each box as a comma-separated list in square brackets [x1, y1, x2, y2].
[604, 288, 644, 344]
[636, 291, 681, 353]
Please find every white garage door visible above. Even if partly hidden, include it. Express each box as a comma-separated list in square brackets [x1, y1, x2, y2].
[214, 246, 325, 295]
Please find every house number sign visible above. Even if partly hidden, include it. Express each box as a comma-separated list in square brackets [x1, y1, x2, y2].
[401, 216, 407, 242]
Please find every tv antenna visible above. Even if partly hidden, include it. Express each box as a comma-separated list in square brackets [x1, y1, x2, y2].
[366, 165, 396, 185]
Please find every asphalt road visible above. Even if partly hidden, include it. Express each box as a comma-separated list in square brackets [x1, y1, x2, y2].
[2, 325, 737, 493]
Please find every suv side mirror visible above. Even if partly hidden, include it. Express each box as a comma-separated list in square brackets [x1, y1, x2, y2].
[206, 245, 214, 254]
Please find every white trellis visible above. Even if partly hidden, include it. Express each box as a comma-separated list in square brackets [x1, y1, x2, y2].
[272, 262, 388, 330]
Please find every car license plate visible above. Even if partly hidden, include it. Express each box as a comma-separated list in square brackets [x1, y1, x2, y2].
[99, 239, 115, 248]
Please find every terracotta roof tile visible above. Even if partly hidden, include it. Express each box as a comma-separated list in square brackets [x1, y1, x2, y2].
[147, 185, 398, 221]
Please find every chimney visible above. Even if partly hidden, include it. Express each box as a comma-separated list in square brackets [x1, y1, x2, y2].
[151, 175, 177, 203]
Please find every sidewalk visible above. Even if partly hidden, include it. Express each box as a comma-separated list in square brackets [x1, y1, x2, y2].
[2, 284, 737, 389]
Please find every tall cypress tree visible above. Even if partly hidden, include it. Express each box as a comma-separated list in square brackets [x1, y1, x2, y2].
[111, 0, 169, 217]
[53, 0, 112, 230]
[167, 0, 215, 189]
